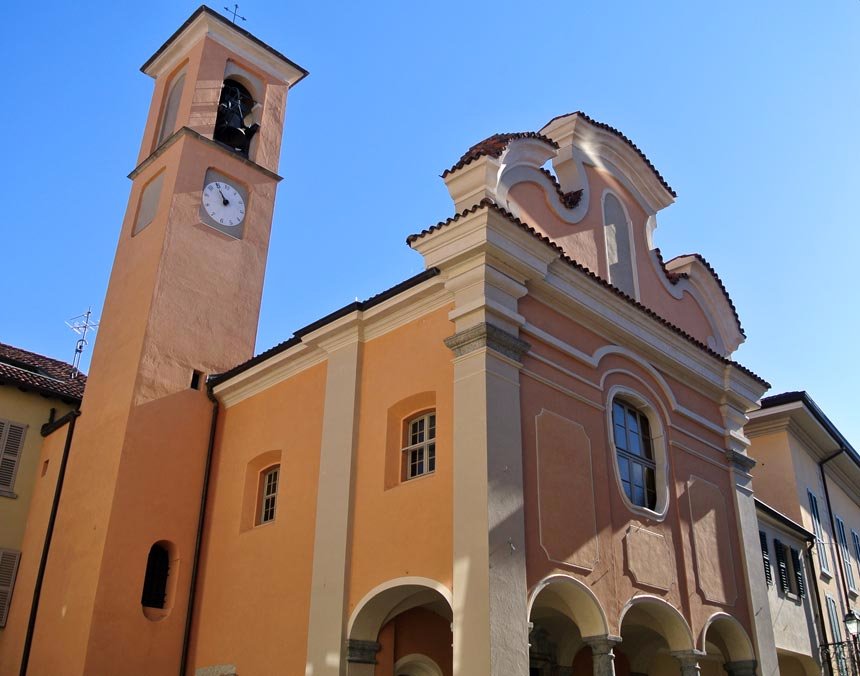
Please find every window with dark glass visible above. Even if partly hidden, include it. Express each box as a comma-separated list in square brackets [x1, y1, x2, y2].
[403, 412, 436, 480]
[141, 544, 169, 609]
[612, 399, 656, 510]
[259, 466, 279, 524]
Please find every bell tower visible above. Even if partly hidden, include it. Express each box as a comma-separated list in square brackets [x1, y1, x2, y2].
[13, 8, 306, 676]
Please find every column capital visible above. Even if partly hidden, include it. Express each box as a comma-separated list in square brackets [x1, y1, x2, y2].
[724, 659, 757, 676]
[582, 635, 622, 655]
[671, 650, 704, 675]
[346, 639, 381, 664]
[444, 322, 530, 361]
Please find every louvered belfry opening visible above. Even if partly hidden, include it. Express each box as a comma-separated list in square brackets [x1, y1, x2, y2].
[141, 543, 170, 609]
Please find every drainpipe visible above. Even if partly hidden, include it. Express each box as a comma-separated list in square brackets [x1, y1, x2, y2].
[179, 383, 220, 676]
[807, 537, 833, 671]
[820, 450, 852, 610]
[19, 410, 80, 676]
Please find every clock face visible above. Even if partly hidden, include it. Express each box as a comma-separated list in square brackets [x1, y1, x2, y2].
[202, 181, 246, 227]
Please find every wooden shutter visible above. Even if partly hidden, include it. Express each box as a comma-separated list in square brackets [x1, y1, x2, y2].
[791, 547, 806, 597]
[774, 539, 789, 594]
[0, 420, 27, 492]
[759, 531, 773, 586]
[0, 549, 21, 627]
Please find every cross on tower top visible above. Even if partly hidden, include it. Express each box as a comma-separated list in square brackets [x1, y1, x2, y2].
[223, 4, 246, 24]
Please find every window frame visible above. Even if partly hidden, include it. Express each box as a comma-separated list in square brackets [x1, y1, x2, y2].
[0, 548, 21, 627]
[258, 464, 280, 525]
[401, 411, 436, 481]
[835, 515, 857, 593]
[605, 386, 668, 520]
[0, 418, 28, 497]
[808, 489, 831, 575]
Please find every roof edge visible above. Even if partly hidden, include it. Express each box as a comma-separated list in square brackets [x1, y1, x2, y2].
[209, 268, 441, 387]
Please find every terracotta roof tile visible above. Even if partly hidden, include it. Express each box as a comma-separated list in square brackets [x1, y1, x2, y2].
[407, 199, 767, 387]
[543, 111, 677, 198]
[0, 343, 86, 401]
[666, 253, 744, 337]
[538, 168, 583, 210]
[441, 132, 559, 178]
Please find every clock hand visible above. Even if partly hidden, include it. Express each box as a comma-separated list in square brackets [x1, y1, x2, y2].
[218, 189, 229, 206]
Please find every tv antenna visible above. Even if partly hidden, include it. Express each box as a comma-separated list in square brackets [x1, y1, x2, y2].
[66, 307, 99, 378]
[224, 4, 246, 24]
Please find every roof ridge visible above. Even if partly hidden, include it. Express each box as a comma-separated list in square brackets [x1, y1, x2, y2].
[441, 131, 559, 178]
[665, 252, 744, 337]
[542, 111, 676, 198]
[406, 199, 767, 388]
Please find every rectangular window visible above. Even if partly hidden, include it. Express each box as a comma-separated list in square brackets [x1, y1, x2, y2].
[835, 516, 857, 592]
[403, 412, 436, 480]
[259, 466, 279, 524]
[0, 548, 21, 627]
[852, 531, 860, 575]
[827, 595, 850, 676]
[0, 419, 27, 495]
[759, 530, 773, 586]
[790, 546, 806, 598]
[809, 489, 830, 573]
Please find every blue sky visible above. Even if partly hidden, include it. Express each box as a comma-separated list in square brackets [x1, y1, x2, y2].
[6, 2, 860, 444]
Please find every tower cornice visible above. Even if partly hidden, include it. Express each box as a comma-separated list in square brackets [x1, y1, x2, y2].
[141, 5, 308, 86]
[128, 126, 283, 182]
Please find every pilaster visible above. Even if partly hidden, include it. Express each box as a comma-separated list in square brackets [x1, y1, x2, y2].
[305, 325, 363, 675]
[722, 401, 778, 676]
[447, 321, 531, 676]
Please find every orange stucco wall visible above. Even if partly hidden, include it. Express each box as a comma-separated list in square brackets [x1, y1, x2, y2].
[189, 363, 326, 674]
[347, 305, 455, 614]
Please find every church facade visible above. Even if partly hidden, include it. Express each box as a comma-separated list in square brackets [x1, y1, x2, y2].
[0, 7, 799, 676]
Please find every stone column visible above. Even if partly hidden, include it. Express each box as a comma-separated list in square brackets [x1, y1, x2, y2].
[447, 322, 531, 676]
[722, 399, 779, 676]
[304, 327, 363, 676]
[672, 651, 703, 676]
[583, 636, 621, 676]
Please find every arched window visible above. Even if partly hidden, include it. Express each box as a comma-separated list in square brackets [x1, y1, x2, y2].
[611, 398, 656, 510]
[141, 543, 169, 609]
[259, 465, 279, 524]
[214, 78, 259, 157]
[156, 71, 186, 148]
[603, 193, 636, 298]
[403, 412, 436, 480]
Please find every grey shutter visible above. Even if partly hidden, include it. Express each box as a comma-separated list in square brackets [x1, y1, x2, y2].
[791, 547, 806, 597]
[759, 531, 773, 585]
[0, 549, 21, 627]
[0, 420, 27, 492]
[774, 539, 789, 594]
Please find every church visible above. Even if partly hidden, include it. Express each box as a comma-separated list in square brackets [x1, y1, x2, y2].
[0, 6, 807, 676]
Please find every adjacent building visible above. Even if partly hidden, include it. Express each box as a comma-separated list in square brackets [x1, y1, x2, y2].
[748, 391, 860, 676]
[0, 344, 83, 629]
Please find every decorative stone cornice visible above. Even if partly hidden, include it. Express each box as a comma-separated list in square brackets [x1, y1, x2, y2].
[726, 449, 756, 473]
[346, 639, 381, 664]
[444, 323, 530, 361]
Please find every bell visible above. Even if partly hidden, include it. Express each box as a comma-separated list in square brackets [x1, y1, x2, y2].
[214, 79, 259, 156]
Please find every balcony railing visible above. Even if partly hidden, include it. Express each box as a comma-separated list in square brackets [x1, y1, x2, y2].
[821, 641, 859, 676]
